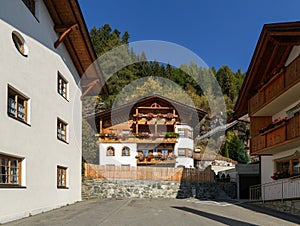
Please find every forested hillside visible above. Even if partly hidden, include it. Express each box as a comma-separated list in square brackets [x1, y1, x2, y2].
[88, 24, 245, 117]
[82, 24, 248, 164]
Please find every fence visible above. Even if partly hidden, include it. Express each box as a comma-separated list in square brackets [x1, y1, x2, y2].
[250, 175, 300, 201]
[84, 163, 215, 182]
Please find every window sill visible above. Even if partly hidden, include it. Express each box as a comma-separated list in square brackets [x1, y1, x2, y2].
[57, 186, 69, 189]
[58, 93, 69, 102]
[7, 114, 31, 127]
[57, 137, 69, 144]
[0, 184, 26, 189]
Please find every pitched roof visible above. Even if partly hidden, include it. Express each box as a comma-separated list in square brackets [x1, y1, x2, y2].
[234, 21, 300, 118]
[86, 94, 207, 129]
[44, 0, 108, 95]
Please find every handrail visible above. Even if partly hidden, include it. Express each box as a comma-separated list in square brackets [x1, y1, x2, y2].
[249, 175, 300, 201]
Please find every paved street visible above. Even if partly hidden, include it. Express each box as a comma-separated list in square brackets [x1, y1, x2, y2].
[4, 199, 300, 226]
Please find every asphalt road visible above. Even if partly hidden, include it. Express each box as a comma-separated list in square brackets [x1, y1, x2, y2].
[4, 198, 300, 226]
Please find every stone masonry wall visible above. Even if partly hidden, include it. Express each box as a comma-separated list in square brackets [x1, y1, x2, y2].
[82, 178, 230, 200]
[253, 199, 300, 216]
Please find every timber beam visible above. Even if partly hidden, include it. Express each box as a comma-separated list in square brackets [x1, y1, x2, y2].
[54, 23, 78, 48]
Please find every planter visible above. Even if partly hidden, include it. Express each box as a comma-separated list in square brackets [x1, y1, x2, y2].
[259, 117, 287, 134]
[147, 155, 153, 161]
[165, 132, 179, 138]
[271, 171, 290, 180]
[138, 156, 144, 161]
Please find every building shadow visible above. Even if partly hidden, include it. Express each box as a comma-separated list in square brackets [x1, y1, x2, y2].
[175, 167, 232, 200]
[172, 206, 258, 226]
[236, 202, 300, 224]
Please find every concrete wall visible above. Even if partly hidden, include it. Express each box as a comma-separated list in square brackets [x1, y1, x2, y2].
[0, 0, 82, 223]
[176, 157, 194, 168]
[99, 143, 138, 166]
[261, 156, 274, 184]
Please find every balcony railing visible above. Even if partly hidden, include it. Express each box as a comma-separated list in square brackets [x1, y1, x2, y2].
[249, 57, 300, 116]
[136, 155, 176, 166]
[97, 135, 177, 143]
[251, 114, 300, 154]
[250, 176, 300, 201]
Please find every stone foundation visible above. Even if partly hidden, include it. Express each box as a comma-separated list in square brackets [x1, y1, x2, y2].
[252, 199, 300, 216]
[82, 178, 231, 200]
[217, 182, 237, 199]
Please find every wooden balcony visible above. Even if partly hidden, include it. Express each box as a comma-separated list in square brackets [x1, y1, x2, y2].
[249, 56, 300, 116]
[136, 157, 176, 166]
[251, 114, 300, 154]
[98, 136, 177, 144]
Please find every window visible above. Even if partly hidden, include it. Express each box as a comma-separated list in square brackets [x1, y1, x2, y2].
[178, 128, 185, 138]
[22, 0, 35, 16]
[12, 32, 29, 57]
[106, 146, 115, 156]
[0, 154, 22, 186]
[8, 86, 29, 123]
[187, 149, 193, 158]
[161, 150, 169, 156]
[142, 150, 149, 156]
[122, 146, 130, 156]
[276, 158, 300, 177]
[57, 166, 67, 188]
[188, 130, 193, 139]
[58, 73, 68, 99]
[178, 149, 185, 156]
[57, 118, 68, 142]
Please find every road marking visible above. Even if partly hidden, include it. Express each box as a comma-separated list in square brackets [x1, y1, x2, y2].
[186, 199, 245, 207]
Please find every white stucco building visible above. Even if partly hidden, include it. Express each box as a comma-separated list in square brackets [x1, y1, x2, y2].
[88, 95, 207, 168]
[0, 0, 106, 223]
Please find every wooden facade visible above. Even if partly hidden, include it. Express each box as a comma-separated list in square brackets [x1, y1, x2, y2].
[88, 95, 207, 166]
[249, 55, 300, 155]
[249, 56, 300, 116]
[234, 22, 300, 181]
[84, 163, 215, 182]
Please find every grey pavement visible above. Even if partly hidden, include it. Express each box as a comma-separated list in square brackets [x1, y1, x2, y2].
[3, 198, 300, 226]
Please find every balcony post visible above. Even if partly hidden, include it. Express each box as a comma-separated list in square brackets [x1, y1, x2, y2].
[99, 118, 103, 133]
[136, 108, 138, 134]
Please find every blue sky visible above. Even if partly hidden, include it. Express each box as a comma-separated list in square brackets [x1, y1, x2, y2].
[79, 0, 300, 72]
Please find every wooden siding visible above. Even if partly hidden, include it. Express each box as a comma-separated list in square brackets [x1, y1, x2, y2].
[84, 163, 215, 182]
[249, 55, 300, 115]
[251, 114, 300, 154]
[250, 116, 272, 137]
[98, 137, 177, 144]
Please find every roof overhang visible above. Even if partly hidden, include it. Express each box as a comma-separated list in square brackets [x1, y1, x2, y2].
[86, 94, 207, 130]
[234, 21, 300, 119]
[44, 0, 108, 95]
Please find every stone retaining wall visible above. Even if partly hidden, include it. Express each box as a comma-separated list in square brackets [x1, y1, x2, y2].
[218, 182, 237, 199]
[82, 178, 231, 200]
[252, 199, 300, 216]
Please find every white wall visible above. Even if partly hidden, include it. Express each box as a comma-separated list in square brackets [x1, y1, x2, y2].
[175, 157, 194, 168]
[174, 125, 194, 168]
[272, 100, 299, 121]
[99, 143, 137, 166]
[261, 156, 274, 184]
[0, 0, 82, 223]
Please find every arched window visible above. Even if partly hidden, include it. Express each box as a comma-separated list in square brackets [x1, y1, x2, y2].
[122, 146, 130, 156]
[106, 146, 115, 156]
